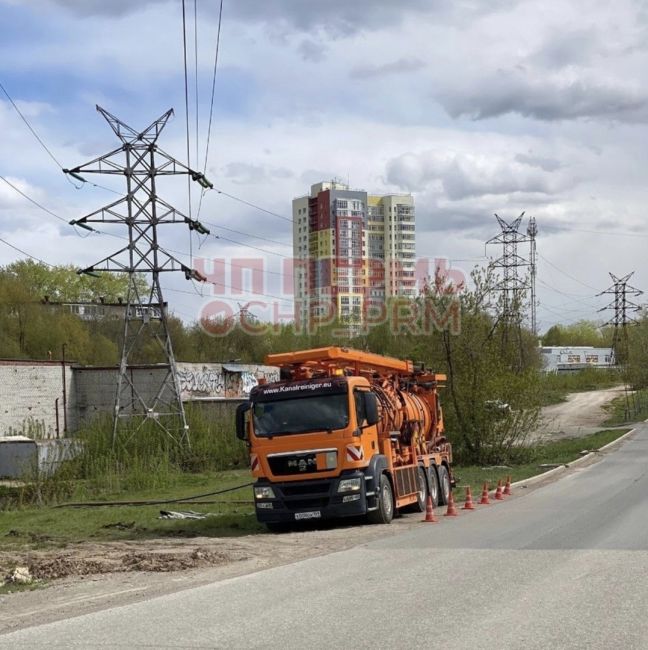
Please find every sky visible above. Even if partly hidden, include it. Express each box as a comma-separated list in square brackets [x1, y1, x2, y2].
[1, 0, 648, 333]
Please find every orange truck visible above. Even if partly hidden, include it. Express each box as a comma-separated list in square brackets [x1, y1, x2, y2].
[236, 346, 454, 529]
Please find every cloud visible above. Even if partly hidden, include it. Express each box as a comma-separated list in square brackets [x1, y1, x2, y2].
[385, 150, 575, 200]
[514, 153, 563, 172]
[530, 28, 604, 68]
[42, 0, 497, 35]
[222, 162, 293, 185]
[437, 69, 648, 123]
[216, 0, 436, 36]
[350, 57, 426, 79]
[42, 0, 171, 16]
[297, 39, 327, 63]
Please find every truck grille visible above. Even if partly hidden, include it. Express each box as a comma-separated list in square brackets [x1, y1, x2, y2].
[283, 497, 330, 511]
[282, 481, 330, 496]
[268, 453, 328, 476]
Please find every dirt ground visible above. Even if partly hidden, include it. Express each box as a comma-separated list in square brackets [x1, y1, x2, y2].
[0, 516, 423, 634]
[534, 386, 626, 441]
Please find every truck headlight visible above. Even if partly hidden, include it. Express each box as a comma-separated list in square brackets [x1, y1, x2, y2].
[254, 486, 276, 500]
[337, 477, 362, 493]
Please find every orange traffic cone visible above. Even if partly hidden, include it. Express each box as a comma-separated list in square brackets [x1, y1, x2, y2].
[504, 475, 512, 496]
[444, 491, 459, 517]
[462, 486, 475, 510]
[479, 483, 490, 506]
[494, 479, 504, 500]
[422, 494, 438, 523]
[479, 482, 490, 505]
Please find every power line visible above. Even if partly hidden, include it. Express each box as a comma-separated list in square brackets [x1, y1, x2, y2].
[536, 278, 599, 305]
[0, 82, 127, 198]
[193, 0, 199, 172]
[197, 0, 224, 221]
[538, 252, 599, 292]
[212, 233, 289, 259]
[547, 226, 648, 240]
[214, 187, 293, 223]
[0, 235, 53, 267]
[164, 283, 294, 305]
[181, 0, 193, 220]
[202, 220, 291, 248]
[0, 174, 68, 223]
[0, 81, 64, 169]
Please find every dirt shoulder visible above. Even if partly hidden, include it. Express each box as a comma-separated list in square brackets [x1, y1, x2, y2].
[534, 386, 626, 440]
[0, 516, 419, 634]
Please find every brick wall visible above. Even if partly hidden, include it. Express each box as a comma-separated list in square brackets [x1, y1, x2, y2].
[0, 361, 74, 439]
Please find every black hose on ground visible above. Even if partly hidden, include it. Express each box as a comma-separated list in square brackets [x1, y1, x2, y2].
[53, 482, 254, 508]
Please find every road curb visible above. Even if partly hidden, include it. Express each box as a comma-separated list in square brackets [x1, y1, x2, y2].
[510, 426, 638, 491]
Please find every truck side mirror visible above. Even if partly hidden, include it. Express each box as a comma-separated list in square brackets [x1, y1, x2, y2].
[235, 402, 251, 440]
[365, 392, 380, 426]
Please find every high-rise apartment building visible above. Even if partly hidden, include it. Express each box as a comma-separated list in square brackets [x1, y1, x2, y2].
[292, 181, 416, 325]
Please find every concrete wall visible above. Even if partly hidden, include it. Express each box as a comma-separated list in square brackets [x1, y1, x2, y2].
[0, 437, 36, 478]
[73, 365, 169, 425]
[73, 362, 279, 427]
[0, 437, 81, 479]
[0, 361, 74, 439]
[0, 360, 279, 437]
[176, 363, 279, 401]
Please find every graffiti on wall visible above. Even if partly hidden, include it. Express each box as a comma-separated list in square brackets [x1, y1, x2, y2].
[176, 367, 225, 396]
[176, 363, 279, 401]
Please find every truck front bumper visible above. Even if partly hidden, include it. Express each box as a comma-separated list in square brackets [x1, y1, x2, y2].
[254, 471, 370, 524]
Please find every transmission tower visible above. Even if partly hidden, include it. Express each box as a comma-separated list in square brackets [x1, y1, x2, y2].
[598, 272, 642, 365]
[485, 212, 531, 326]
[527, 216, 538, 336]
[64, 106, 211, 447]
[598, 272, 643, 420]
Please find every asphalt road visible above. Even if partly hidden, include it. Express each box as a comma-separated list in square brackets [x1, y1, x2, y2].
[3, 425, 648, 650]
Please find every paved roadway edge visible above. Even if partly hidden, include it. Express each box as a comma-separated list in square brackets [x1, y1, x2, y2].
[508, 421, 644, 491]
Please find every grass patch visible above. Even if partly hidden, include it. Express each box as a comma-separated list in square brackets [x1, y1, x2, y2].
[0, 424, 632, 550]
[536, 368, 620, 406]
[603, 388, 648, 426]
[0, 581, 45, 595]
[0, 469, 262, 551]
[454, 428, 630, 499]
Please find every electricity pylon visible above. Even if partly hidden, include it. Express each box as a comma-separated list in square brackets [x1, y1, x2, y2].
[65, 106, 211, 447]
[486, 212, 532, 366]
[598, 272, 643, 420]
[486, 213, 531, 326]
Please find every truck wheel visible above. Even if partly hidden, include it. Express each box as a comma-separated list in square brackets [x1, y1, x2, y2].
[368, 474, 394, 525]
[437, 464, 451, 506]
[427, 465, 440, 507]
[404, 466, 428, 513]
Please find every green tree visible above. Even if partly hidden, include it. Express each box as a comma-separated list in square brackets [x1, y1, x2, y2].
[3, 260, 147, 303]
[541, 320, 606, 347]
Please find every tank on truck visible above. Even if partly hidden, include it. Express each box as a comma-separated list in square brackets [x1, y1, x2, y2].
[236, 347, 453, 530]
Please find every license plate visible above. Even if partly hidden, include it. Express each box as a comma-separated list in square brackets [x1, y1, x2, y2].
[294, 510, 321, 521]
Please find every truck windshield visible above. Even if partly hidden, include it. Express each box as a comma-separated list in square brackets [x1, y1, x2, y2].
[252, 393, 349, 436]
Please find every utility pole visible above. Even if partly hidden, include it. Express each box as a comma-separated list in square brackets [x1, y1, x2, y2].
[485, 213, 531, 337]
[64, 106, 211, 447]
[527, 216, 538, 337]
[598, 272, 643, 420]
